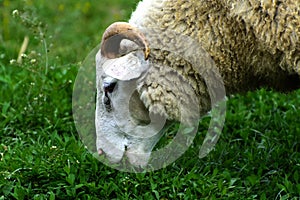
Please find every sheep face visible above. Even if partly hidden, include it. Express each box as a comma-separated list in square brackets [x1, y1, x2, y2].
[96, 51, 167, 167]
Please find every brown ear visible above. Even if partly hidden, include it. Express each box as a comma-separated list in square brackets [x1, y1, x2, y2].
[100, 22, 150, 60]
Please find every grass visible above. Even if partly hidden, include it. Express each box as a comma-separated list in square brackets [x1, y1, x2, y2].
[0, 0, 300, 199]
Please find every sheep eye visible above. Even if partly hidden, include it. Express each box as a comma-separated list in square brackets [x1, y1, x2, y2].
[103, 78, 117, 93]
[102, 77, 117, 112]
[104, 82, 117, 93]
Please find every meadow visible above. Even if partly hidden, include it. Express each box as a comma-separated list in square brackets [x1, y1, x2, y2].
[0, 0, 299, 199]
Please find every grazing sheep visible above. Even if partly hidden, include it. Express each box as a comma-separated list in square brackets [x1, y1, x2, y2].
[95, 0, 300, 168]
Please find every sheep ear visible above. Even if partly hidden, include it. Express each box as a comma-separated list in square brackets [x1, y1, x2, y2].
[101, 51, 149, 81]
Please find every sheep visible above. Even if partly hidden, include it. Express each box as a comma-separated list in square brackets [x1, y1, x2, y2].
[95, 0, 300, 169]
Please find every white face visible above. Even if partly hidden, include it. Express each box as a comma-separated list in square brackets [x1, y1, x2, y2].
[95, 50, 166, 167]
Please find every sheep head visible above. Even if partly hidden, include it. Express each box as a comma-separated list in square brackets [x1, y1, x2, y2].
[95, 22, 226, 171]
[96, 22, 170, 169]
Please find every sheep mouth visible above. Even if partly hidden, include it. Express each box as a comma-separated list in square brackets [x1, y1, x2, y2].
[97, 139, 155, 168]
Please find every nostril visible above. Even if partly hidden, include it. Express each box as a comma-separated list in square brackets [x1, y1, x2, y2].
[98, 148, 104, 155]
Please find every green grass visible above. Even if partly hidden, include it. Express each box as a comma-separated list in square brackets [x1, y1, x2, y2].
[1, 0, 300, 199]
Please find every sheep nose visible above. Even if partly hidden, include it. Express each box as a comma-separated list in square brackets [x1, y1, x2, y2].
[98, 146, 128, 156]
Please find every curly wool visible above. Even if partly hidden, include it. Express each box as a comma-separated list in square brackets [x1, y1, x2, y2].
[227, 0, 300, 72]
[128, 0, 300, 120]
